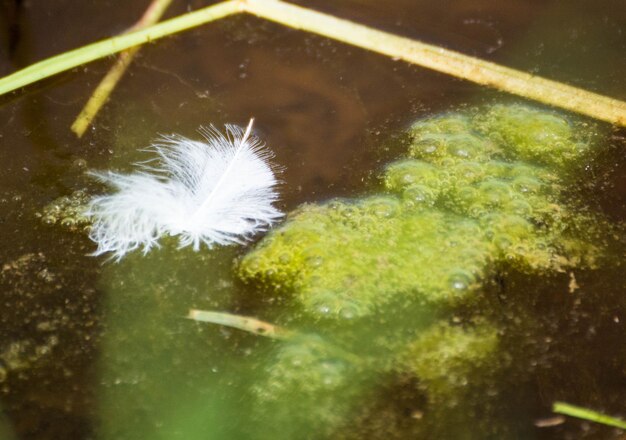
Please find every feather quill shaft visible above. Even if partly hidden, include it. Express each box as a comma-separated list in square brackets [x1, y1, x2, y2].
[86, 119, 282, 260]
[192, 118, 254, 219]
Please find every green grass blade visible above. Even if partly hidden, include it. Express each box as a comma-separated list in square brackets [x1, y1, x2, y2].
[0, 0, 239, 96]
[553, 401, 626, 430]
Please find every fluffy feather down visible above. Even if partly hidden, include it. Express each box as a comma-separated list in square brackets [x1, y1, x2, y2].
[86, 119, 282, 260]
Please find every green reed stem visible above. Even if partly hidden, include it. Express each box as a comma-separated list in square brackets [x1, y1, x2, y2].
[553, 401, 626, 430]
[0, 0, 240, 96]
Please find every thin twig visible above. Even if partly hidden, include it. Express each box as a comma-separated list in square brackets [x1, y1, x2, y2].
[0, 0, 624, 126]
[71, 0, 174, 137]
[187, 309, 294, 339]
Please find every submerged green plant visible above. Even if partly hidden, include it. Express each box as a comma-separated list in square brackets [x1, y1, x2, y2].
[403, 321, 499, 404]
[252, 334, 369, 438]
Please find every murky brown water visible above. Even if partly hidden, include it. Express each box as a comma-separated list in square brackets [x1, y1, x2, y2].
[0, 0, 625, 439]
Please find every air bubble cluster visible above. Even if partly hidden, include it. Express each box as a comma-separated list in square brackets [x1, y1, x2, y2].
[37, 190, 91, 232]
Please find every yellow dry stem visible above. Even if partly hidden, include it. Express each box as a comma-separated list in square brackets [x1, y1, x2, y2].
[241, 0, 626, 126]
[187, 309, 292, 339]
[71, 0, 175, 137]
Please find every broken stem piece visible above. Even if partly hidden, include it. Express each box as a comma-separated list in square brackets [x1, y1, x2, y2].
[187, 309, 293, 340]
[189, 309, 366, 365]
[71, 0, 174, 137]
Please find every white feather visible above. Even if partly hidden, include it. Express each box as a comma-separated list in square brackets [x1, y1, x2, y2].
[86, 119, 282, 260]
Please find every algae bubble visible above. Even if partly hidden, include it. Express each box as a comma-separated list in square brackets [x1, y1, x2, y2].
[239, 104, 605, 319]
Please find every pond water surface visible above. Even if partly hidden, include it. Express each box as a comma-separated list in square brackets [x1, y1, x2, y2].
[0, 0, 625, 439]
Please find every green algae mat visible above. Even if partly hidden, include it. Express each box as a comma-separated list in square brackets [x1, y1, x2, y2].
[231, 104, 619, 438]
[240, 104, 607, 315]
